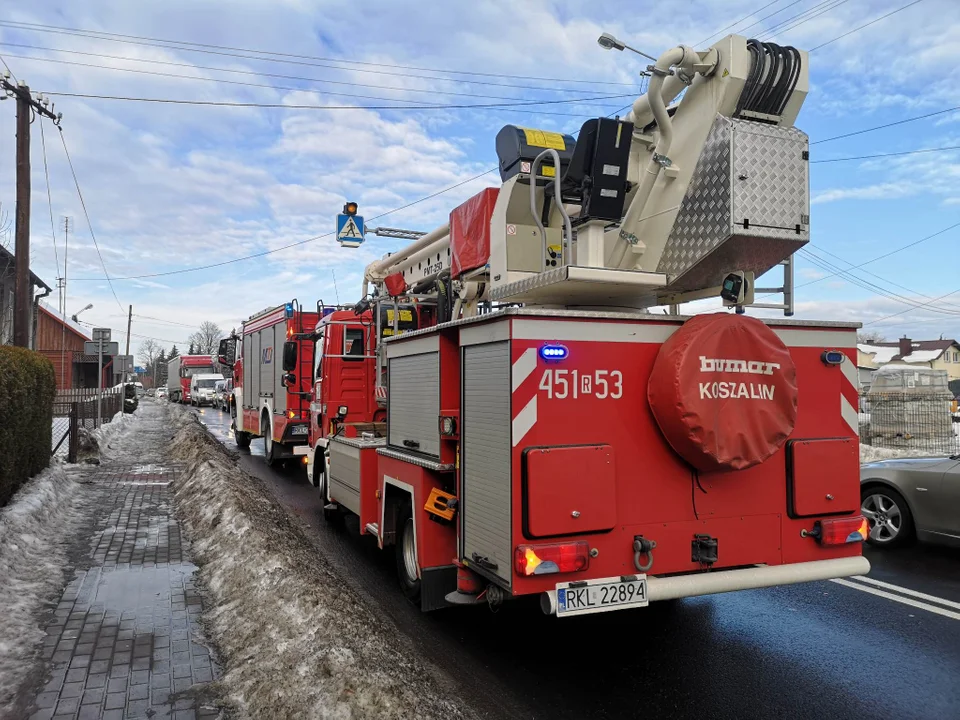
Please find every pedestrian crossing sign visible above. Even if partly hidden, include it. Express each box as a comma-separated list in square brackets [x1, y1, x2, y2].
[337, 213, 365, 248]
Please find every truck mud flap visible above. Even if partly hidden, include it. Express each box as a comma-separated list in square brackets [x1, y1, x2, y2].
[421, 565, 457, 612]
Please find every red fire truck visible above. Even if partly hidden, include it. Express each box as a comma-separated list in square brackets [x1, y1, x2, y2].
[166, 354, 216, 404]
[219, 301, 318, 466]
[298, 34, 870, 616]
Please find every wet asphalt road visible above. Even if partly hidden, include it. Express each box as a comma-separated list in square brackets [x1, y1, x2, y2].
[190, 404, 960, 720]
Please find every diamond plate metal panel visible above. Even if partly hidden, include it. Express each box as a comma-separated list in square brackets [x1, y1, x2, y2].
[657, 115, 809, 292]
[657, 115, 733, 277]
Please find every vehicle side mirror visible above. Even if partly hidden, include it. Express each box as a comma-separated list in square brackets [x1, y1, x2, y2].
[217, 338, 234, 367]
[282, 341, 297, 372]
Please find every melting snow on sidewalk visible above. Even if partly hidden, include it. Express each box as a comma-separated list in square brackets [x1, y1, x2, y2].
[0, 408, 150, 715]
[168, 405, 468, 720]
[0, 462, 89, 714]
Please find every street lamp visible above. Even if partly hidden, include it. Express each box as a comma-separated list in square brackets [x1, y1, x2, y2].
[71, 303, 93, 323]
[597, 32, 657, 62]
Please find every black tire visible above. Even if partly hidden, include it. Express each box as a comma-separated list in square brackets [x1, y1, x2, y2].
[861, 485, 914, 548]
[262, 414, 280, 467]
[317, 458, 341, 524]
[395, 507, 421, 603]
[235, 431, 251, 450]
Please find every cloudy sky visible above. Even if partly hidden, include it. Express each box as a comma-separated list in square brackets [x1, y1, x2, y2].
[0, 0, 957, 358]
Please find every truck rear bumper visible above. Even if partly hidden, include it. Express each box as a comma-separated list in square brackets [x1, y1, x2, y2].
[540, 555, 870, 615]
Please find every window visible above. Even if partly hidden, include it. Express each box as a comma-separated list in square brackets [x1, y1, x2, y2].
[344, 328, 364, 361]
[954, 351, 959, 362]
[314, 328, 325, 381]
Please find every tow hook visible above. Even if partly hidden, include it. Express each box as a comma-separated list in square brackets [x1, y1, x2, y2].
[633, 536, 656, 572]
[692, 534, 719, 566]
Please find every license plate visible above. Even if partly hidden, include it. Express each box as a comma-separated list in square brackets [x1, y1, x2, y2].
[290, 425, 308, 435]
[556, 576, 648, 617]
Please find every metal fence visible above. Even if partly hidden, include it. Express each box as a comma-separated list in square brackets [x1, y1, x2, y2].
[859, 391, 960, 455]
[51, 388, 123, 462]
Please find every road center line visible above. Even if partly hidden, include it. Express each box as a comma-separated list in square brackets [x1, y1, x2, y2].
[830, 578, 960, 621]
[848, 575, 960, 611]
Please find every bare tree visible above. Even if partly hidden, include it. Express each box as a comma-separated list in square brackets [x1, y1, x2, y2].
[857, 330, 886, 344]
[137, 339, 162, 370]
[189, 321, 224, 356]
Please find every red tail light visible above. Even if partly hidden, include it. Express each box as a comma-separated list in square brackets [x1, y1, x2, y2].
[515, 542, 589, 576]
[814, 516, 868, 545]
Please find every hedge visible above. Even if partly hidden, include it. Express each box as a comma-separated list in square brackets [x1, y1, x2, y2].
[0, 346, 56, 508]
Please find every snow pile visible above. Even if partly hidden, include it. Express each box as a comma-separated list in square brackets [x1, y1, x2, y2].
[0, 463, 89, 715]
[90, 410, 142, 461]
[167, 407, 468, 720]
[859, 445, 948, 463]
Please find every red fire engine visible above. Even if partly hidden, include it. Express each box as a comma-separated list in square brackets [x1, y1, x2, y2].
[281, 34, 870, 616]
[166, 354, 216, 404]
[219, 302, 318, 466]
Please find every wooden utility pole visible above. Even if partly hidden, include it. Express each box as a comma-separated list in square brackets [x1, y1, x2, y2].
[12, 83, 31, 347]
[3, 75, 62, 347]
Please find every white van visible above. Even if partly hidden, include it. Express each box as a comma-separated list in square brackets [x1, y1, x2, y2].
[190, 373, 224, 407]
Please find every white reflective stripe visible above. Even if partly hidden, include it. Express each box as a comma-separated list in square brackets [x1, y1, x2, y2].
[841, 395, 859, 436]
[830, 578, 960, 621]
[772, 329, 857, 349]
[512, 395, 537, 447]
[512, 348, 538, 392]
[513, 319, 676, 343]
[840, 355, 859, 388]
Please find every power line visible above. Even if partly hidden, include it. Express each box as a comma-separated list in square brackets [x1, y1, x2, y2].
[731, 0, 807, 38]
[6, 52, 627, 119]
[76, 317, 188, 344]
[42, 89, 635, 113]
[0, 20, 634, 92]
[38, 119, 59, 301]
[758, 0, 851, 40]
[0, 42, 616, 103]
[811, 0, 926, 51]
[798, 247, 960, 316]
[693, 0, 790, 47]
[812, 144, 960, 163]
[56, 123, 125, 314]
[795, 221, 960, 291]
[133, 313, 202, 329]
[865, 285, 960, 326]
[810, 243, 958, 310]
[811, 105, 960, 145]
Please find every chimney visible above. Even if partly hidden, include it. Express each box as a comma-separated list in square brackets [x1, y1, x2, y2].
[899, 336, 912, 359]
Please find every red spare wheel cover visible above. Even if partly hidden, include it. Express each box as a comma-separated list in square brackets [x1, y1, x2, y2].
[647, 313, 798, 472]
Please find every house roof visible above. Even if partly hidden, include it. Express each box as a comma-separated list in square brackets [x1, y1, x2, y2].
[38, 301, 90, 341]
[0, 245, 52, 291]
[858, 339, 958, 364]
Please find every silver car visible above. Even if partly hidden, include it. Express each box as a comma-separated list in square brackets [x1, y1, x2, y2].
[860, 457, 960, 548]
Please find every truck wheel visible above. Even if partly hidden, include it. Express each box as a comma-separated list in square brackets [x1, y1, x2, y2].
[395, 509, 421, 603]
[317, 462, 340, 524]
[262, 415, 280, 467]
[235, 431, 251, 450]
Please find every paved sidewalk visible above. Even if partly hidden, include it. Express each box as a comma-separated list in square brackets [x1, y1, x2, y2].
[26, 405, 219, 720]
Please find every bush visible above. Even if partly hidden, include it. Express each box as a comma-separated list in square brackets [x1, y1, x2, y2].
[0, 346, 56, 507]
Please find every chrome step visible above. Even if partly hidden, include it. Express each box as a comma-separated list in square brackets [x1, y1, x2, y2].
[365, 522, 379, 537]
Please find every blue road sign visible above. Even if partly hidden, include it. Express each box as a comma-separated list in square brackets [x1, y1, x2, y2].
[336, 213, 365, 247]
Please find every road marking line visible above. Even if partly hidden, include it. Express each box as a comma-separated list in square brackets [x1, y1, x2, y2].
[830, 578, 960, 621]
[847, 575, 960, 611]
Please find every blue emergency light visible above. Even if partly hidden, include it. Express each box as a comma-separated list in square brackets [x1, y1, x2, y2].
[539, 344, 569, 361]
